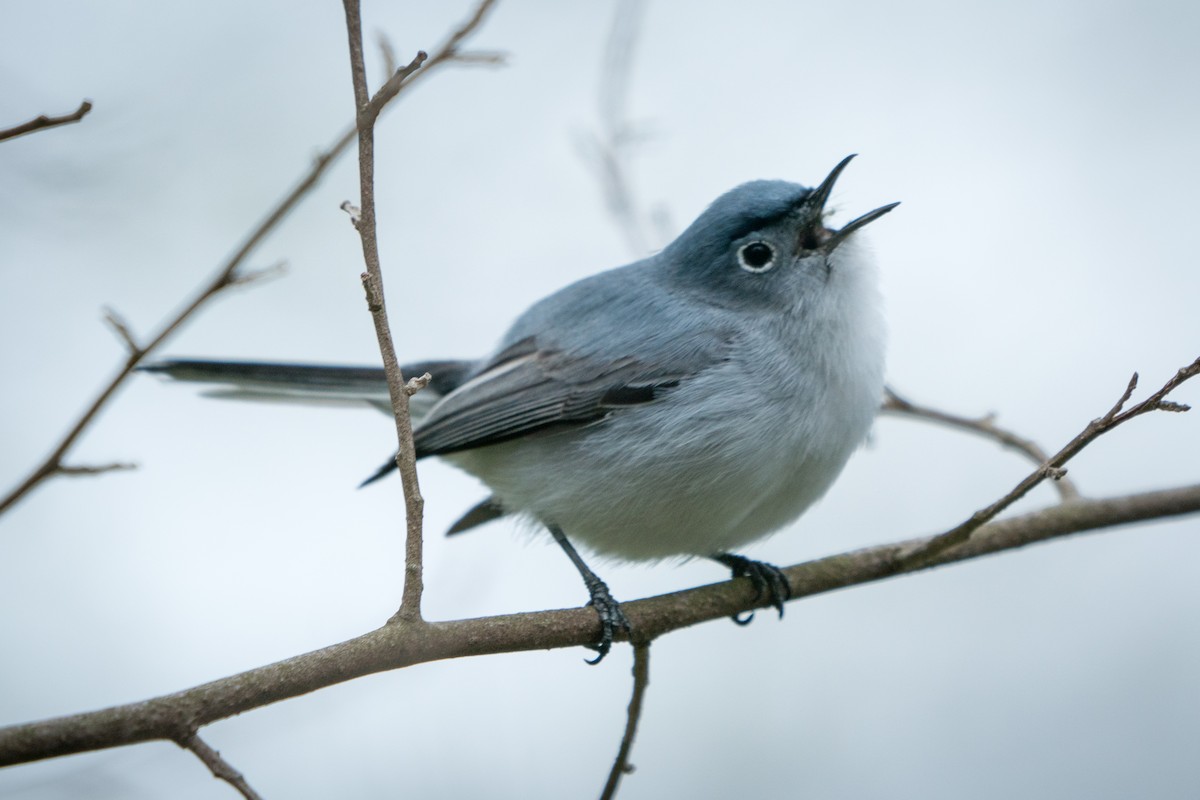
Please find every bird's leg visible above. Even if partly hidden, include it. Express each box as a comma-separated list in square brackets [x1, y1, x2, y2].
[712, 553, 792, 625]
[548, 524, 632, 664]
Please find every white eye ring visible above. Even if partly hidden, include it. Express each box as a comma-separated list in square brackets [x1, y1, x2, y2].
[737, 241, 776, 273]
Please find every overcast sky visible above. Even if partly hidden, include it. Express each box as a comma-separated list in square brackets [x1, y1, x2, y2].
[2, 1, 1198, 798]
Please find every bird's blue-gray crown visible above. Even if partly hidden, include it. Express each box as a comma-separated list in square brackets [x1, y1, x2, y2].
[661, 155, 898, 304]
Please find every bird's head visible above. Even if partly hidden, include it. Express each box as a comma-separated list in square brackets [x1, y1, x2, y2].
[662, 155, 898, 312]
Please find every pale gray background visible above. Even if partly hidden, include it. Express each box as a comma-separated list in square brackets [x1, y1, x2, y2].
[2, 1, 1198, 798]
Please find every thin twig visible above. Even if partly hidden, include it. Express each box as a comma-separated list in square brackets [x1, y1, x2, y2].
[102, 307, 143, 357]
[227, 259, 288, 288]
[447, 51, 507, 64]
[0, 99, 93, 143]
[897, 358, 1200, 569]
[56, 463, 136, 477]
[377, 31, 398, 78]
[600, 642, 651, 800]
[3, 478, 1199, 768]
[361, 0, 502, 125]
[182, 733, 263, 800]
[362, 51, 429, 122]
[882, 386, 1082, 501]
[0, 3, 500, 519]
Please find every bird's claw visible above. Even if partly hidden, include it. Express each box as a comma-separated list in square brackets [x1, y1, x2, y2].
[715, 553, 792, 625]
[582, 577, 632, 665]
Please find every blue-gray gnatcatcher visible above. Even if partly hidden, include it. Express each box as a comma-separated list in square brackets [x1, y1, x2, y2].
[144, 155, 897, 662]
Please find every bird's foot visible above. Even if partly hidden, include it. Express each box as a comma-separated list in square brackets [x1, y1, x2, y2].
[581, 574, 632, 665]
[713, 553, 792, 625]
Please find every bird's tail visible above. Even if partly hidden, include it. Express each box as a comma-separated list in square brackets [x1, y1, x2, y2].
[139, 358, 472, 421]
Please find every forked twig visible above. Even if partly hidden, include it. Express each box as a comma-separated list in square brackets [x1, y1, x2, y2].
[341, 0, 499, 625]
[898, 358, 1200, 569]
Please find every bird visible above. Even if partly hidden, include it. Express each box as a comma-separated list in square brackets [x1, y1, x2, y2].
[142, 155, 897, 662]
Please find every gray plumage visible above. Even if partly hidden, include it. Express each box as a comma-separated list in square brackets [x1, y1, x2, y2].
[143, 157, 896, 646]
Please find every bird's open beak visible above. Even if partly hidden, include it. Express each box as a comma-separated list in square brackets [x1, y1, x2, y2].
[797, 154, 899, 254]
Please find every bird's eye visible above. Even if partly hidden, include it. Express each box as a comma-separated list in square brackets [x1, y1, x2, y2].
[737, 241, 776, 273]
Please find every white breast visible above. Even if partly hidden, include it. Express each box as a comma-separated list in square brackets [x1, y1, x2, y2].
[448, 238, 885, 561]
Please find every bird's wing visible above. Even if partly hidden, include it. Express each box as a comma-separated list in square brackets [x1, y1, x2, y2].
[358, 331, 728, 486]
[411, 336, 696, 458]
[139, 358, 473, 418]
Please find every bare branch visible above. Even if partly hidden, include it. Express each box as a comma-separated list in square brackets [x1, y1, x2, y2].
[1108, 363, 1196, 421]
[341, 0, 500, 623]
[447, 50, 507, 65]
[227, 260, 288, 288]
[356, 0, 504, 128]
[0, 99, 93, 143]
[181, 734, 263, 800]
[3, 479, 1198, 768]
[897, 358, 1200, 569]
[102, 306, 143, 358]
[882, 386, 1082, 501]
[362, 50, 430, 124]
[55, 463, 136, 477]
[426, 0, 503, 68]
[1104, 372, 1140, 420]
[0, 2, 498, 519]
[376, 31, 398, 77]
[600, 642, 651, 800]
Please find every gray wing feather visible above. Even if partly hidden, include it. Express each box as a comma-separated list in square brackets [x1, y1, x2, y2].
[413, 338, 700, 458]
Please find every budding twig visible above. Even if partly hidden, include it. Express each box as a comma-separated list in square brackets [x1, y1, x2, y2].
[0, 99, 93, 143]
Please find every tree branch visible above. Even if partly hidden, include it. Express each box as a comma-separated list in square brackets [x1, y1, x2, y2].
[0, 99, 93, 143]
[54, 462, 136, 477]
[3, 480, 1197, 767]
